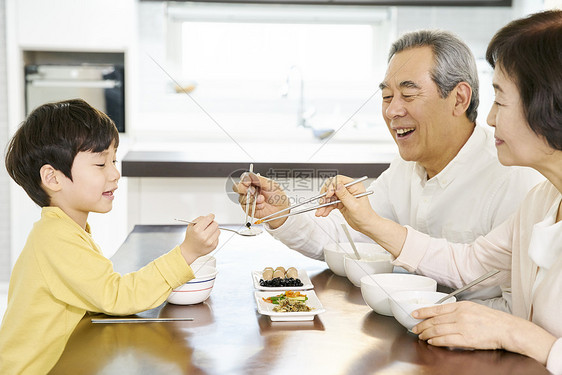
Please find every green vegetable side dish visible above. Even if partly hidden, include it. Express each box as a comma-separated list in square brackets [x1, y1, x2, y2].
[270, 295, 307, 304]
[263, 291, 308, 304]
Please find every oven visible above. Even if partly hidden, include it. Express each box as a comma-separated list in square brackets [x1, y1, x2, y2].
[25, 64, 125, 132]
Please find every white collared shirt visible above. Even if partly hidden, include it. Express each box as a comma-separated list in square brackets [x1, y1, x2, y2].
[527, 196, 562, 303]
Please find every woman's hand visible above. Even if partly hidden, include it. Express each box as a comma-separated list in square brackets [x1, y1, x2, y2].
[232, 173, 290, 229]
[412, 301, 556, 365]
[412, 301, 508, 349]
[179, 214, 220, 265]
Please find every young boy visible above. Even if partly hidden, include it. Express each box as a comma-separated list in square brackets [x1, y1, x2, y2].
[0, 99, 220, 374]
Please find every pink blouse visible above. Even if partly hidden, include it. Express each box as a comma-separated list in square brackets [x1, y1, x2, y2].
[394, 181, 562, 374]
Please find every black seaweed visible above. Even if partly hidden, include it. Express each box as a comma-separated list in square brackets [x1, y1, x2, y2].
[259, 277, 304, 288]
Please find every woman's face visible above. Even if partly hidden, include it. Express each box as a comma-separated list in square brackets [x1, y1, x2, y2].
[487, 66, 553, 168]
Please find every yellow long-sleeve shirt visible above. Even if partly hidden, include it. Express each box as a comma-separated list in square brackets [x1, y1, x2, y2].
[0, 207, 194, 374]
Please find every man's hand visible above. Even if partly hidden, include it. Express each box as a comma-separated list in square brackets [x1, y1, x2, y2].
[233, 173, 290, 229]
[315, 175, 374, 233]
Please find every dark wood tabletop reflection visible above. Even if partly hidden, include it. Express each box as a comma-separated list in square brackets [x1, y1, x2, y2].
[50, 225, 549, 375]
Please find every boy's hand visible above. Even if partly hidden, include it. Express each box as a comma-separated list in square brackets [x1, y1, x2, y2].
[179, 214, 220, 265]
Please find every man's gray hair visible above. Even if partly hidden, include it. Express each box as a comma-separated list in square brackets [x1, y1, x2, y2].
[389, 30, 479, 122]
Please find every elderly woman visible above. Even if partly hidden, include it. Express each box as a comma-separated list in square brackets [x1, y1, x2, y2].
[319, 10, 562, 373]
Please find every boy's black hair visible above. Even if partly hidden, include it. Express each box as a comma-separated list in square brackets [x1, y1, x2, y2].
[5, 98, 120, 207]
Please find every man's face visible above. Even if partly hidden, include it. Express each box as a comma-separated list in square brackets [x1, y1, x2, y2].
[380, 47, 458, 169]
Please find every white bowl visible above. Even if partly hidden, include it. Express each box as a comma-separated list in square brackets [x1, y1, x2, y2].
[167, 265, 218, 305]
[360, 273, 437, 316]
[390, 290, 456, 331]
[344, 251, 394, 287]
[324, 242, 387, 277]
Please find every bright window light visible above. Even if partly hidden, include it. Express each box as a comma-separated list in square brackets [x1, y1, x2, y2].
[137, 3, 395, 141]
[181, 22, 375, 83]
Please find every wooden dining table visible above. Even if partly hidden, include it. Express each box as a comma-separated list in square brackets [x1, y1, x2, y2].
[50, 225, 550, 375]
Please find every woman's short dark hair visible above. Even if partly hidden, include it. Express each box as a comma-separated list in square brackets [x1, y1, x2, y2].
[486, 10, 562, 151]
[5, 98, 120, 207]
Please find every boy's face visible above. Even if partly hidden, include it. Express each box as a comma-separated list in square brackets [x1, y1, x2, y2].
[57, 142, 120, 225]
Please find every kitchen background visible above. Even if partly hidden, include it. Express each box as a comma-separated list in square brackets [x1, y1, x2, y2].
[0, 0, 560, 308]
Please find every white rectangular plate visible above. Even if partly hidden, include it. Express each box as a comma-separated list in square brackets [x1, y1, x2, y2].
[252, 269, 313, 291]
[254, 290, 325, 321]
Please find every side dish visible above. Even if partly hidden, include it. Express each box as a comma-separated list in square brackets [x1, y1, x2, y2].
[254, 290, 325, 321]
[259, 266, 303, 287]
[262, 291, 313, 312]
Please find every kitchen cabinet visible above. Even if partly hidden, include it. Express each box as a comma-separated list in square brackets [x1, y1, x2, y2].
[12, 0, 135, 51]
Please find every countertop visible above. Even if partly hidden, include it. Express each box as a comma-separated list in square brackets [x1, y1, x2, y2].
[122, 141, 398, 178]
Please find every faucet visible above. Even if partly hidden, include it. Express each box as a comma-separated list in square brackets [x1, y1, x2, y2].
[281, 65, 334, 140]
[281, 65, 313, 128]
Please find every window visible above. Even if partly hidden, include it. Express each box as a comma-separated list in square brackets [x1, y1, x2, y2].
[137, 3, 394, 142]
[180, 22, 375, 83]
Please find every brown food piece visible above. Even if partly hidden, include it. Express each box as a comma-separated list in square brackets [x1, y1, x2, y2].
[273, 269, 285, 279]
[262, 267, 274, 280]
[286, 267, 298, 279]
[275, 266, 285, 274]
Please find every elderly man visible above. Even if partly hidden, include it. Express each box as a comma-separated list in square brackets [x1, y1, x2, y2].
[234, 30, 543, 311]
